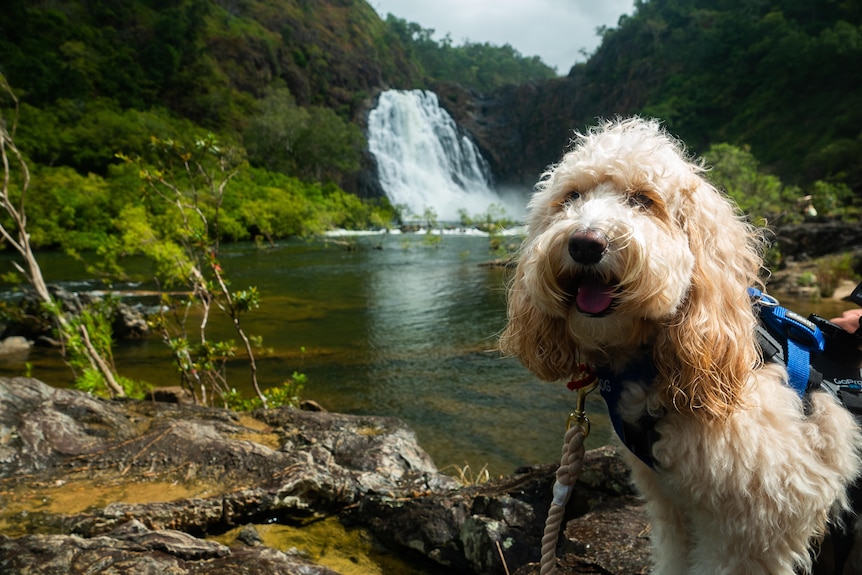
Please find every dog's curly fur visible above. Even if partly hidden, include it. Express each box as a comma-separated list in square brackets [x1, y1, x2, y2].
[501, 117, 862, 574]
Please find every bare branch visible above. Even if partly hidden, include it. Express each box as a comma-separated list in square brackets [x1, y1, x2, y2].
[0, 80, 125, 397]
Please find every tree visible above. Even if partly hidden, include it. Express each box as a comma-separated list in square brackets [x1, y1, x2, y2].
[703, 142, 799, 221]
[0, 77, 126, 397]
[292, 106, 364, 183]
[383, 14, 557, 92]
[243, 86, 364, 185]
[243, 87, 309, 175]
[118, 134, 267, 407]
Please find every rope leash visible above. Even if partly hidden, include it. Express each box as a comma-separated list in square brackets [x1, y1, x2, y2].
[539, 365, 598, 575]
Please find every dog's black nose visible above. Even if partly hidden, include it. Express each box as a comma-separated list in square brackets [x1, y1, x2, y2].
[568, 230, 608, 264]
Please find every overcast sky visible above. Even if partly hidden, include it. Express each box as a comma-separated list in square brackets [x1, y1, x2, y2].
[370, 0, 635, 74]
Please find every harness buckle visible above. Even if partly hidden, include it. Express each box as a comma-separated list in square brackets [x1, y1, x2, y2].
[748, 287, 779, 307]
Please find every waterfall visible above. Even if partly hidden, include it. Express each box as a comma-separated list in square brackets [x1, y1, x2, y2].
[367, 90, 522, 223]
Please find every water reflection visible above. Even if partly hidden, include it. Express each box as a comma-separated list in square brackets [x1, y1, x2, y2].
[1, 235, 857, 477]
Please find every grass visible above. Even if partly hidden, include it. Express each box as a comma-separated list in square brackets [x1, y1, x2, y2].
[441, 462, 492, 486]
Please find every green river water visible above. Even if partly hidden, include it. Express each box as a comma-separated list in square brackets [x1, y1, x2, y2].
[0, 232, 856, 477]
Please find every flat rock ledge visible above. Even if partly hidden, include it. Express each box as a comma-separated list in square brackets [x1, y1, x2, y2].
[0, 377, 650, 574]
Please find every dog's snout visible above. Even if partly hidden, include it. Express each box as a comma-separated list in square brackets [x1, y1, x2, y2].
[568, 230, 608, 264]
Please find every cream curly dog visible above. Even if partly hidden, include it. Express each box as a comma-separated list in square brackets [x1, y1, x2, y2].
[501, 117, 862, 574]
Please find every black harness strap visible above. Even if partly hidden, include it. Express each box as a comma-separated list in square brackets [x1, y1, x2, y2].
[595, 359, 659, 469]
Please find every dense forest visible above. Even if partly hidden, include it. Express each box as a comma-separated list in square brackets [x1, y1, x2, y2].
[1, 0, 860, 255]
[583, 0, 862, 193]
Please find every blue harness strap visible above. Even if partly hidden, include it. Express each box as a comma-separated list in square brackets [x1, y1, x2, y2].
[748, 287, 825, 397]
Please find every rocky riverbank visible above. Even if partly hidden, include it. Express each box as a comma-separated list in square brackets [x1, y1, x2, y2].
[0, 377, 650, 575]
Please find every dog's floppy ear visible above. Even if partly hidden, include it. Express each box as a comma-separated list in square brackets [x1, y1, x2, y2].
[654, 173, 763, 419]
[500, 265, 576, 381]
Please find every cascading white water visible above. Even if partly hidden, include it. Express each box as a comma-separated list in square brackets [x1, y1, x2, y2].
[367, 89, 521, 223]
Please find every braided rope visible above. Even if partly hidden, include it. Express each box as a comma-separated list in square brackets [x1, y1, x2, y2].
[539, 423, 587, 575]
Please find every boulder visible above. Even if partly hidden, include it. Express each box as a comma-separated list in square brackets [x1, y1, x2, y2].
[0, 336, 32, 356]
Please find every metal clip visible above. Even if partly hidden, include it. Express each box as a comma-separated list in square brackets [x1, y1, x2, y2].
[748, 286, 779, 307]
[566, 379, 598, 437]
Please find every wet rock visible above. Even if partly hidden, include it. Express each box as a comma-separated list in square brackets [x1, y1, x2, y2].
[148, 385, 195, 404]
[106, 519, 230, 560]
[299, 398, 326, 412]
[773, 222, 862, 260]
[110, 302, 150, 339]
[555, 499, 651, 575]
[348, 447, 646, 575]
[0, 377, 650, 575]
[0, 286, 149, 344]
[0, 521, 339, 575]
[236, 524, 264, 547]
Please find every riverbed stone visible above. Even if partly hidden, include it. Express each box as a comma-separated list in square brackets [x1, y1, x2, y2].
[0, 336, 32, 356]
[0, 377, 650, 575]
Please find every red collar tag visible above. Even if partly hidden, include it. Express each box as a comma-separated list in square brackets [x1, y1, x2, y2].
[566, 363, 597, 391]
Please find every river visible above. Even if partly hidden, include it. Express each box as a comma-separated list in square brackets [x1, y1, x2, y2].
[0, 233, 857, 478]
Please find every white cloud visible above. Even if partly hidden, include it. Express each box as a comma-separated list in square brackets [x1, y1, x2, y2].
[370, 0, 634, 73]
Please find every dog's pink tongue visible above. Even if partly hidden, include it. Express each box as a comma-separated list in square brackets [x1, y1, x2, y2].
[576, 277, 614, 314]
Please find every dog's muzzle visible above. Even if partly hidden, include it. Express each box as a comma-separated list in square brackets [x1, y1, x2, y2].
[563, 229, 616, 316]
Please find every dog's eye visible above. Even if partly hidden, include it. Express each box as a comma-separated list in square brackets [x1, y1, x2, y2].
[555, 190, 582, 210]
[627, 193, 653, 209]
[564, 191, 581, 203]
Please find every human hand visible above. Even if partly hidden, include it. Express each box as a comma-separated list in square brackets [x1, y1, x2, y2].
[832, 308, 862, 333]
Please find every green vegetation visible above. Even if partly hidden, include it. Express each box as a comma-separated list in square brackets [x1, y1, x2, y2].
[1, 83, 135, 398]
[703, 143, 799, 222]
[0, 0, 415, 123]
[816, 253, 861, 298]
[243, 86, 365, 185]
[49, 296, 150, 398]
[459, 204, 519, 257]
[118, 134, 270, 407]
[441, 462, 492, 486]
[383, 15, 558, 91]
[0, 160, 395, 254]
[227, 372, 306, 411]
[584, 0, 862, 198]
[702, 142, 859, 224]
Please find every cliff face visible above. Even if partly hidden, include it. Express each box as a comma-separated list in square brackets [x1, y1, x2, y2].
[431, 56, 652, 190]
[238, 0, 421, 116]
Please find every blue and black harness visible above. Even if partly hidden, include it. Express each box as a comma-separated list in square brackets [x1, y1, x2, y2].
[580, 287, 862, 470]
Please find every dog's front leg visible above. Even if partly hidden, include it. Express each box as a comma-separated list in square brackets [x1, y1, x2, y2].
[627, 453, 691, 575]
[636, 458, 795, 575]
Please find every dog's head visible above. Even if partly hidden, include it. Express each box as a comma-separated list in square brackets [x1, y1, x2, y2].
[500, 117, 764, 418]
